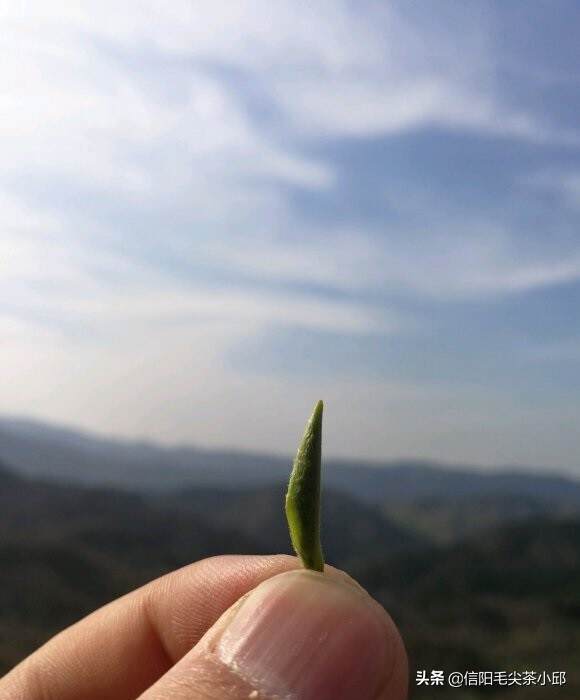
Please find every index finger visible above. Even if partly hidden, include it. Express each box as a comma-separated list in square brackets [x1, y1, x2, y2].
[0, 554, 299, 700]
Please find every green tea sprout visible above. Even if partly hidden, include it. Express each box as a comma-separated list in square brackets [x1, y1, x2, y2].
[285, 400, 325, 572]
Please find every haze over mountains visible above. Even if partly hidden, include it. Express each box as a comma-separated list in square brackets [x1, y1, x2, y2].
[2, 415, 580, 697]
[0, 419, 580, 700]
[1, 453, 579, 697]
[2, 415, 580, 508]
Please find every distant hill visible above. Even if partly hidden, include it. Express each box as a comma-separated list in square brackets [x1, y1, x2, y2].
[0, 460, 424, 672]
[1, 459, 579, 697]
[0, 461, 261, 672]
[0, 458, 21, 484]
[0, 458, 423, 578]
[0, 461, 256, 566]
[0, 416, 283, 491]
[356, 517, 580, 697]
[2, 416, 580, 514]
[383, 491, 580, 544]
[163, 484, 424, 570]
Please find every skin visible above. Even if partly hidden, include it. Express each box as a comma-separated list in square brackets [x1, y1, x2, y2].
[285, 400, 325, 571]
[0, 555, 408, 700]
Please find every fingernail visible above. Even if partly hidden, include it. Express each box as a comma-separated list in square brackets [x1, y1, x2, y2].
[218, 570, 389, 700]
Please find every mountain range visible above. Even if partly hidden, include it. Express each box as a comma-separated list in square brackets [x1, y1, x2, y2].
[3, 414, 580, 546]
[1, 417, 580, 697]
[1, 456, 579, 698]
[2, 415, 580, 503]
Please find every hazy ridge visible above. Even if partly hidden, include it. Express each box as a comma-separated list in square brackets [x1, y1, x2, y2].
[1, 418, 579, 697]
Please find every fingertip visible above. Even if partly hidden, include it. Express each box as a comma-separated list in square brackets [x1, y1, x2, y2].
[146, 568, 408, 700]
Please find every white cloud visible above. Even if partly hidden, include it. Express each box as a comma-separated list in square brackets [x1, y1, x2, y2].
[0, 187, 395, 338]
[205, 219, 580, 300]
[1, 1, 580, 467]
[1, 0, 572, 176]
[3, 0, 579, 320]
[0, 0, 573, 213]
[0, 7, 334, 197]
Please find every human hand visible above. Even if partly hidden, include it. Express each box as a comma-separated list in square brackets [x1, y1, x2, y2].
[0, 555, 408, 699]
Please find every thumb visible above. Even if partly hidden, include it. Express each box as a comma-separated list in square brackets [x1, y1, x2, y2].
[138, 569, 408, 700]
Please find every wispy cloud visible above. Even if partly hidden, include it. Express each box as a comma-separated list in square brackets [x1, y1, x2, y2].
[205, 218, 580, 300]
[1, 1, 580, 468]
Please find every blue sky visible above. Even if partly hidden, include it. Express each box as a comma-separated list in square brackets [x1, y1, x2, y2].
[1, 1, 580, 471]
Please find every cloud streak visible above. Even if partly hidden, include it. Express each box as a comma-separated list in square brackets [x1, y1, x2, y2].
[1, 1, 580, 468]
